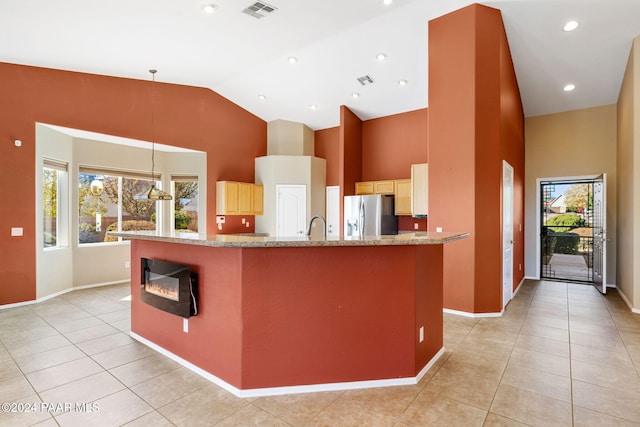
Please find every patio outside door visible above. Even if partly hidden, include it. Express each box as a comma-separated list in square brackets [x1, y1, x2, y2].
[592, 174, 607, 294]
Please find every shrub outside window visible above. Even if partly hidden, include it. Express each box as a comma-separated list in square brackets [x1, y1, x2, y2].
[79, 168, 159, 244]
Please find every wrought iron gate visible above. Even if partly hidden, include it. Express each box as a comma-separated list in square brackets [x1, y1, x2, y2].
[540, 180, 594, 283]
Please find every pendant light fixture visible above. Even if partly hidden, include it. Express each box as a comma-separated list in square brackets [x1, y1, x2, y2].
[134, 69, 172, 201]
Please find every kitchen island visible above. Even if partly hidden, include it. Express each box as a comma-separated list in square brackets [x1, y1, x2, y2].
[111, 230, 467, 397]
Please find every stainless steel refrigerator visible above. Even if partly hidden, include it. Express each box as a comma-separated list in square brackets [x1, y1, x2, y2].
[344, 194, 398, 237]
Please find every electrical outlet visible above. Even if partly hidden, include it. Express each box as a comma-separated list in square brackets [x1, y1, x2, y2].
[242, 218, 246, 224]
[246, 221, 250, 227]
[414, 223, 419, 230]
[436, 227, 443, 233]
[11, 227, 23, 236]
[419, 326, 424, 343]
[183, 318, 189, 333]
[124, 261, 130, 268]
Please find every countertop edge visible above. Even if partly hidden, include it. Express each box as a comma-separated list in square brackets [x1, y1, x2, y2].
[108, 231, 469, 248]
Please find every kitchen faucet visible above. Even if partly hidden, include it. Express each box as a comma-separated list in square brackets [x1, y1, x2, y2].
[306, 215, 326, 238]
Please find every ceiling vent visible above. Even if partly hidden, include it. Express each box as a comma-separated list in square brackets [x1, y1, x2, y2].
[242, 2, 278, 19]
[357, 75, 375, 86]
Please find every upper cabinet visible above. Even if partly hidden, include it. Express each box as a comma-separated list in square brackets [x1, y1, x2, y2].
[355, 180, 395, 195]
[216, 181, 263, 215]
[395, 179, 412, 215]
[411, 163, 428, 216]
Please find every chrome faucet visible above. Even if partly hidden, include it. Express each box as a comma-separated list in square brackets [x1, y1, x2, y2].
[306, 215, 327, 238]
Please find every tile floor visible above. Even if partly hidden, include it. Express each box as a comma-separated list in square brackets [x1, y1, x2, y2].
[1, 280, 639, 426]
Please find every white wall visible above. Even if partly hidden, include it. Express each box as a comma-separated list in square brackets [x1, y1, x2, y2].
[35, 126, 206, 298]
[36, 125, 73, 299]
[255, 155, 326, 236]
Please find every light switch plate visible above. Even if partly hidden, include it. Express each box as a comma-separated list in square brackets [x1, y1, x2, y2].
[216, 216, 225, 224]
[11, 227, 23, 236]
[436, 227, 443, 233]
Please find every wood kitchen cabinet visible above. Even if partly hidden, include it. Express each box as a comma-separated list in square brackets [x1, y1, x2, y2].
[217, 181, 263, 215]
[355, 180, 395, 195]
[355, 181, 374, 195]
[411, 163, 428, 216]
[394, 179, 412, 215]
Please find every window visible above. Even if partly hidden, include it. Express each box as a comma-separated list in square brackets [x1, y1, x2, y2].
[43, 159, 67, 248]
[172, 175, 199, 232]
[79, 167, 159, 244]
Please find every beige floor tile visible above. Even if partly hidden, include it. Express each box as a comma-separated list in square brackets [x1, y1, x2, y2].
[110, 318, 131, 332]
[26, 357, 104, 392]
[400, 390, 487, 427]
[572, 379, 640, 423]
[0, 359, 22, 382]
[38, 309, 94, 326]
[39, 372, 125, 408]
[50, 316, 107, 334]
[570, 342, 635, 369]
[424, 365, 500, 410]
[122, 410, 175, 427]
[253, 391, 343, 427]
[6, 334, 72, 359]
[482, 413, 530, 426]
[31, 418, 61, 427]
[569, 330, 625, 352]
[514, 333, 570, 358]
[63, 323, 120, 344]
[215, 404, 290, 426]
[571, 359, 640, 394]
[342, 384, 422, 418]
[0, 323, 60, 345]
[522, 316, 569, 332]
[501, 363, 571, 402]
[91, 341, 156, 370]
[306, 398, 397, 427]
[568, 321, 619, 338]
[573, 405, 640, 427]
[131, 367, 209, 408]
[441, 347, 509, 380]
[519, 323, 569, 342]
[158, 384, 249, 426]
[489, 384, 572, 426]
[14, 345, 86, 374]
[0, 375, 36, 402]
[109, 353, 180, 387]
[507, 347, 570, 377]
[54, 389, 152, 427]
[75, 331, 133, 355]
[96, 309, 130, 323]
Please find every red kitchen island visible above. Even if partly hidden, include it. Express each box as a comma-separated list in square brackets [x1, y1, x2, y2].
[111, 231, 467, 397]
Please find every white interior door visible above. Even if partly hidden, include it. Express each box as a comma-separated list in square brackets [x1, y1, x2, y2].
[592, 173, 607, 294]
[503, 161, 514, 309]
[276, 185, 306, 237]
[326, 186, 340, 238]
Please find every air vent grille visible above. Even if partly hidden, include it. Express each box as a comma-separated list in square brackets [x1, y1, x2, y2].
[243, 1, 278, 19]
[357, 75, 375, 86]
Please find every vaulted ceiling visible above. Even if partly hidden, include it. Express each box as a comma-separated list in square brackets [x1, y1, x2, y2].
[2, 0, 639, 130]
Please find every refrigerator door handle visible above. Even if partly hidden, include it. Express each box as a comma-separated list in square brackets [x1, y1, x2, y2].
[360, 198, 365, 237]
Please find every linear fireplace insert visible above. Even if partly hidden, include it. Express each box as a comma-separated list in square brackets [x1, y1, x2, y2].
[140, 258, 198, 318]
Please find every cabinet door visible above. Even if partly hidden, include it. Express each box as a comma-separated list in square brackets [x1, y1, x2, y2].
[252, 185, 263, 215]
[374, 180, 395, 194]
[238, 183, 253, 215]
[216, 181, 239, 215]
[411, 163, 428, 216]
[355, 182, 374, 195]
[394, 179, 412, 215]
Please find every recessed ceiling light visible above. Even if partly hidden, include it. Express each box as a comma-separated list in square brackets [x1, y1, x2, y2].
[288, 56, 298, 64]
[351, 92, 360, 99]
[258, 94, 266, 100]
[203, 4, 218, 14]
[398, 79, 408, 86]
[309, 104, 318, 110]
[376, 53, 387, 61]
[563, 20, 579, 32]
[563, 84, 576, 92]
[383, 0, 393, 5]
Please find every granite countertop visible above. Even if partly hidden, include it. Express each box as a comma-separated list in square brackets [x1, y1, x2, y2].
[108, 230, 468, 248]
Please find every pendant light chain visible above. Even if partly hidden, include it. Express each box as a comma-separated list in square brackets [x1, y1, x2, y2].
[150, 69, 157, 183]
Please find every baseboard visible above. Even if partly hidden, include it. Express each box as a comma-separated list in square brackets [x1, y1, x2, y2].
[443, 308, 503, 318]
[616, 288, 640, 314]
[513, 277, 526, 296]
[130, 332, 445, 398]
[0, 280, 129, 310]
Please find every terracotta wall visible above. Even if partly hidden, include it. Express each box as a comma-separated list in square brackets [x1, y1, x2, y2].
[362, 109, 429, 181]
[428, 4, 525, 314]
[0, 62, 266, 305]
[315, 126, 340, 186]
